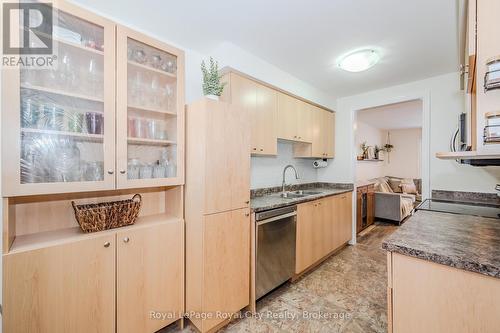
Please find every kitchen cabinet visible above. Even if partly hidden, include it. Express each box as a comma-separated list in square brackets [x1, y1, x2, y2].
[294, 106, 335, 158]
[221, 70, 335, 157]
[117, 221, 184, 333]
[185, 99, 251, 332]
[1, 1, 185, 196]
[222, 73, 277, 155]
[3, 217, 184, 333]
[476, 0, 500, 155]
[277, 92, 313, 143]
[3, 234, 116, 333]
[202, 208, 251, 332]
[387, 252, 500, 333]
[116, 25, 185, 189]
[295, 192, 352, 275]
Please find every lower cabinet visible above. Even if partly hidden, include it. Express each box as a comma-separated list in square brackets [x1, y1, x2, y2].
[387, 252, 500, 333]
[295, 193, 352, 275]
[3, 234, 116, 333]
[186, 208, 250, 333]
[3, 220, 184, 333]
[117, 222, 184, 333]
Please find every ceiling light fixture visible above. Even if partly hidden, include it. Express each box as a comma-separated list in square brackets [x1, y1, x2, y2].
[337, 49, 380, 72]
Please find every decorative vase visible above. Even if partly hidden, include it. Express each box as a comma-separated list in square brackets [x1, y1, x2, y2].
[205, 94, 219, 101]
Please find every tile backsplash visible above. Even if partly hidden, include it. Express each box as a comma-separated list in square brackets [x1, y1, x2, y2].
[251, 141, 321, 189]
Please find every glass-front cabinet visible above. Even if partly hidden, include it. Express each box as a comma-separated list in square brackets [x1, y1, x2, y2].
[2, 1, 115, 196]
[1, 2, 184, 196]
[116, 26, 184, 189]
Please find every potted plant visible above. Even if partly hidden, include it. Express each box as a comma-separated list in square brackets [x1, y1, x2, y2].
[360, 142, 370, 160]
[374, 145, 381, 160]
[201, 57, 226, 100]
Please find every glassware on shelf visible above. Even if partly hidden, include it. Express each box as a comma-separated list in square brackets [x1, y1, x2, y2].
[132, 118, 145, 138]
[161, 84, 174, 111]
[139, 163, 153, 179]
[41, 104, 64, 131]
[67, 112, 85, 133]
[84, 58, 102, 96]
[127, 117, 136, 137]
[21, 98, 40, 129]
[146, 119, 157, 139]
[155, 121, 168, 140]
[127, 158, 141, 179]
[150, 54, 162, 69]
[56, 139, 81, 182]
[59, 52, 77, 90]
[150, 76, 160, 108]
[153, 160, 166, 178]
[160, 56, 176, 74]
[84, 161, 104, 181]
[86, 112, 103, 134]
[132, 49, 146, 64]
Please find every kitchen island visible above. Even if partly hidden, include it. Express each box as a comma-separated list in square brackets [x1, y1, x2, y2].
[383, 210, 500, 333]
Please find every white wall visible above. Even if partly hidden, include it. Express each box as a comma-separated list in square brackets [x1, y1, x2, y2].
[251, 141, 318, 189]
[384, 128, 422, 179]
[355, 121, 387, 181]
[318, 72, 500, 194]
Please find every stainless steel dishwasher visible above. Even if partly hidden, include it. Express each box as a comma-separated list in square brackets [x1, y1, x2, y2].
[255, 205, 296, 300]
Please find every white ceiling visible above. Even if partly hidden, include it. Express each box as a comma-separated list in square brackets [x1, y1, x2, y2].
[74, 0, 459, 98]
[357, 100, 423, 130]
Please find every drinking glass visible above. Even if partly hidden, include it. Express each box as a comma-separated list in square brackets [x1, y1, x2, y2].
[139, 164, 153, 179]
[133, 49, 146, 64]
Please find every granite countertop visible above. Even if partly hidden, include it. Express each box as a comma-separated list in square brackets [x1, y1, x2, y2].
[250, 182, 353, 213]
[382, 210, 500, 279]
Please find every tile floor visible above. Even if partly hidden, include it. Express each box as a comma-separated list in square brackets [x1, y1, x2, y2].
[165, 222, 398, 333]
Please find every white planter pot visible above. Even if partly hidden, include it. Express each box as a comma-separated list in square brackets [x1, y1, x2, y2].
[205, 94, 219, 101]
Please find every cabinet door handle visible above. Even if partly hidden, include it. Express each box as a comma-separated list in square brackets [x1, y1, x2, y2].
[123, 237, 130, 243]
[245, 213, 250, 217]
[253, 148, 257, 151]
[119, 170, 126, 174]
[245, 200, 250, 204]
[107, 169, 114, 175]
[104, 242, 110, 248]
[260, 148, 264, 152]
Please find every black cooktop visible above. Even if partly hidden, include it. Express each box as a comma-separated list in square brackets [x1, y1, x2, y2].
[417, 199, 500, 219]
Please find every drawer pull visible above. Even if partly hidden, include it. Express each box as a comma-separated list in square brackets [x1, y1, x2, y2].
[123, 237, 130, 243]
[104, 242, 110, 248]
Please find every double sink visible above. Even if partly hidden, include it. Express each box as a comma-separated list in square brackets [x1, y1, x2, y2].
[279, 190, 323, 199]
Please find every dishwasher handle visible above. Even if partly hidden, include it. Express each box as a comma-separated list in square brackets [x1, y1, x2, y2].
[256, 211, 297, 226]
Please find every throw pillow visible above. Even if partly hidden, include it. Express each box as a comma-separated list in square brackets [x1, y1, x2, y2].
[401, 183, 418, 194]
[388, 178, 403, 193]
[377, 179, 393, 193]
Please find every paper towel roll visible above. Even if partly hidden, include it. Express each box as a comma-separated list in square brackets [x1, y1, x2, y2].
[313, 160, 328, 168]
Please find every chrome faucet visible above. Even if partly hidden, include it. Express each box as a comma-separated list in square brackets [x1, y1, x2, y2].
[282, 165, 299, 194]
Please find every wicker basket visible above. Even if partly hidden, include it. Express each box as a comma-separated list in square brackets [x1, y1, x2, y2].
[72, 194, 142, 233]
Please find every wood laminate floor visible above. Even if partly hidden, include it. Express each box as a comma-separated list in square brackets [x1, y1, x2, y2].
[164, 222, 398, 333]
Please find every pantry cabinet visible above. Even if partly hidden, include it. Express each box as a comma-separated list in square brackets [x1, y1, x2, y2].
[185, 99, 251, 333]
[295, 192, 352, 275]
[1, 1, 185, 196]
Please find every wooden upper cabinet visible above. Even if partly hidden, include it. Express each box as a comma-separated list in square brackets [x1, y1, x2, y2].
[1, 1, 116, 196]
[3, 234, 116, 333]
[223, 73, 277, 155]
[277, 92, 299, 141]
[186, 99, 250, 215]
[256, 84, 278, 155]
[116, 25, 185, 189]
[116, 221, 183, 333]
[297, 101, 313, 142]
[324, 111, 335, 158]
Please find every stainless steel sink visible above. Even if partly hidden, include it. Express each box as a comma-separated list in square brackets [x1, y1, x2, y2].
[280, 190, 323, 199]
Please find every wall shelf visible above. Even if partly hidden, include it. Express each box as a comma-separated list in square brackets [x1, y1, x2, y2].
[357, 159, 384, 162]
